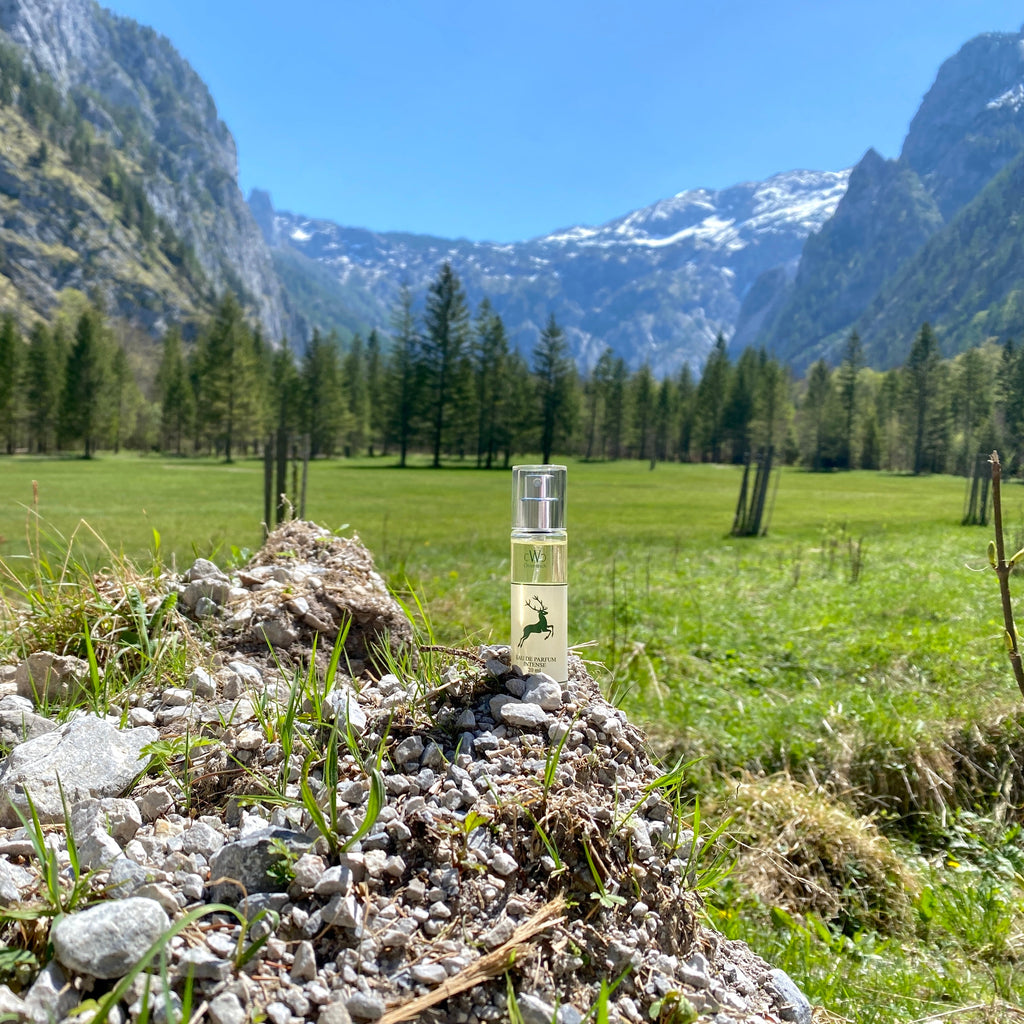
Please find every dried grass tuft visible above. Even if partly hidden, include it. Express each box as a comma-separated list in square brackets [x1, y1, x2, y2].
[729, 773, 917, 934]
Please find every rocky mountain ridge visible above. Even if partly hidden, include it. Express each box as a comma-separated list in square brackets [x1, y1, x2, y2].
[750, 26, 1024, 368]
[253, 169, 849, 375]
[0, 0, 285, 337]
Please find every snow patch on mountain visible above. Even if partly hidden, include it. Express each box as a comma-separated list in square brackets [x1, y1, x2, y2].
[255, 167, 850, 375]
[987, 82, 1024, 111]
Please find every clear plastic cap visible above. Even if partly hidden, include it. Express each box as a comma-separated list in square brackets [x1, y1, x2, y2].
[512, 465, 566, 531]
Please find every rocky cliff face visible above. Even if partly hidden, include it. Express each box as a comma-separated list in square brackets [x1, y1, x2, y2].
[901, 30, 1024, 218]
[750, 26, 1024, 367]
[0, 0, 284, 337]
[749, 149, 944, 368]
[255, 170, 849, 374]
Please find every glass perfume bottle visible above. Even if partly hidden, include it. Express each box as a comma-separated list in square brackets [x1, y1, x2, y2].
[510, 464, 567, 682]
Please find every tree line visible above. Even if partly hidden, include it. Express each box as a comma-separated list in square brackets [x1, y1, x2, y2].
[0, 265, 1020, 476]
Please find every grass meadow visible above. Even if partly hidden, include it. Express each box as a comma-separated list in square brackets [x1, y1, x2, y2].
[2, 453, 1024, 1022]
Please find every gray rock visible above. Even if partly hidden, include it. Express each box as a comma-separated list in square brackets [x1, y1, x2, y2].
[181, 820, 226, 858]
[208, 828, 310, 904]
[52, 897, 171, 979]
[769, 968, 813, 1024]
[325, 688, 368, 735]
[208, 992, 247, 1024]
[499, 701, 551, 728]
[0, 717, 158, 826]
[318, 1001, 354, 1024]
[0, 984, 28, 1020]
[186, 667, 216, 698]
[518, 993, 557, 1024]
[15, 653, 90, 703]
[257, 617, 299, 648]
[185, 558, 229, 583]
[345, 991, 385, 1020]
[291, 940, 317, 982]
[108, 856, 155, 897]
[0, 857, 32, 903]
[175, 947, 231, 981]
[522, 674, 563, 710]
[491, 851, 518, 876]
[72, 797, 143, 845]
[24, 959, 77, 1024]
[137, 786, 175, 822]
[393, 735, 424, 764]
[411, 961, 447, 985]
[0, 694, 56, 748]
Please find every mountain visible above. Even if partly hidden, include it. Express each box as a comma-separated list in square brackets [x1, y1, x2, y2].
[749, 27, 1024, 369]
[251, 170, 849, 374]
[0, 0, 283, 336]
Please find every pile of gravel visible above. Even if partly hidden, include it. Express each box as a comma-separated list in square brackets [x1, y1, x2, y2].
[0, 523, 813, 1024]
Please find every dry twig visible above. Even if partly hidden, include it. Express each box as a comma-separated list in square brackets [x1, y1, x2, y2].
[378, 897, 566, 1024]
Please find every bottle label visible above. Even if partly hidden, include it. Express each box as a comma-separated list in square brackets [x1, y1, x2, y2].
[510, 583, 567, 682]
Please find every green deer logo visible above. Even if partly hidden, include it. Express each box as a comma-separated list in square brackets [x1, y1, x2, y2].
[518, 595, 554, 647]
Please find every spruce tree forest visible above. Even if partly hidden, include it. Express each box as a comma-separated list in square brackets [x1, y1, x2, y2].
[0, 261, 1015, 476]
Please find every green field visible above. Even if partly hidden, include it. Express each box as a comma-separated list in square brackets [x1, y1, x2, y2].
[2, 453, 1024, 1022]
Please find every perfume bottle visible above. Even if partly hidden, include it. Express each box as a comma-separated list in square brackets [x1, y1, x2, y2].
[510, 464, 567, 682]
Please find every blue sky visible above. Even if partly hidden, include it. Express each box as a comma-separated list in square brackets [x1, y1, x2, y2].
[101, 1, 1024, 243]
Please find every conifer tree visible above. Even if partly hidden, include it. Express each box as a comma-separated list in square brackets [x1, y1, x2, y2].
[693, 333, 730, 461]
[302, 329, 343, 457]
[472, 299, 510, 468]
[197, 293, 256, 462]
[366, 329, 384, 456]
[603, 357, 628, 460]
[902, 322, 945, 474]
[836, 330, 863, 469]
[674, 363, 696, 461]
[421, 262, 470, 467]
[801, 358, 835, 470]
[0, 314, 20, 454]
[157, 327, 193, 454]
[60, 307, 109, 458]
[583, 348, 613, 460]
[342, 334, 369, 457]
[25, 321, 61, 453]
[630, 363, 655, 461]
[533, 313, 577, 464]
[386, 285, 420, 467]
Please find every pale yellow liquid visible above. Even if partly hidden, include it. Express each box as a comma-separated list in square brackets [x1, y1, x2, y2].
[511, 533, 567, 681]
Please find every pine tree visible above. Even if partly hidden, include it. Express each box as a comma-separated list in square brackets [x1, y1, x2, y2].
[386, 285, 420, 467]
[472, 300, 510, 468]
[630, 363, 655, 461]
[652, 377, 675, 466]
[674, 363, 696, 461]
[951, 346, 993, 475]
[342, 334, 368, 457]
[157, 327, 193, 454]
[603, 357, 628, 460]
[25, 321, 61, 453]
[583, 348, 614, 460]
[0, 314, 21, 454]
[302, 329, 343, 457]
[693, 333, 730, 462]
[533, 313, 576, 464]
[366, 329, 384, 456]
[836, 331, 863, 469]
[801, 359, 834, 470]
[421, 262, 470, 468]
[902, 322, 945, 475]
[721, 347, 761, 462]
[197, 293, 256, 462]
[60, 307, 109, 458]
